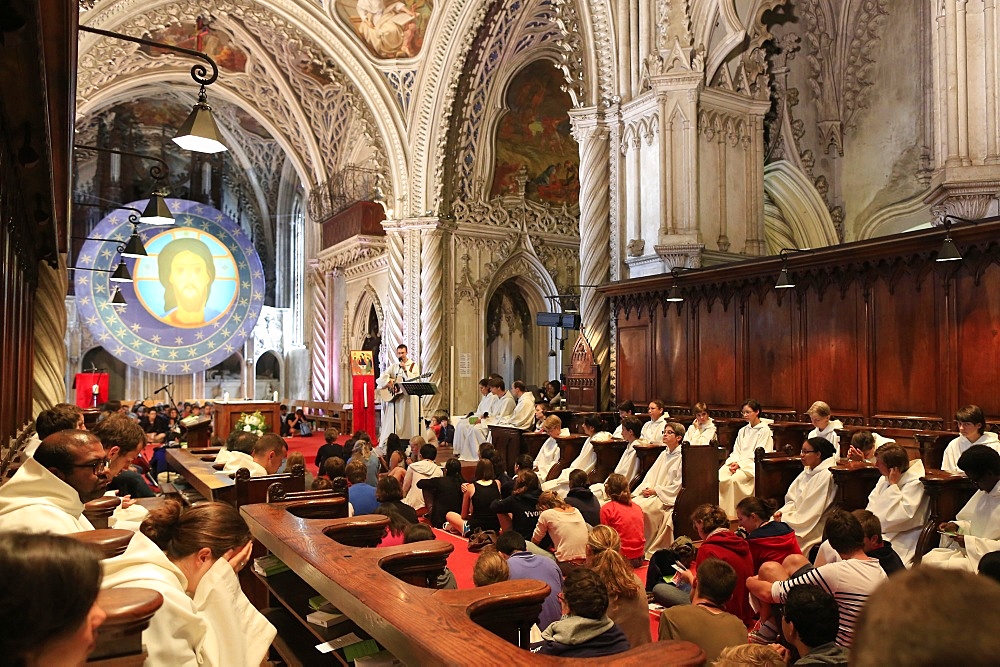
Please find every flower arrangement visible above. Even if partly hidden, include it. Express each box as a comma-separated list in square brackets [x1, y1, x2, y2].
[233, 410, 269, 436]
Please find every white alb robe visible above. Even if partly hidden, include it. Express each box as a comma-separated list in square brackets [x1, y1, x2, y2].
[641, 416, 667, 444]
[808, 420, 843, 450]
[777, 455, 837, 552]
[941, 431, 1000, 473]
[221, 451, 268, 477]
[452, 391, 499, 461]
[376, 358, 421, 445]
[591, 441, 641, 502]
[865, 458, 930, 566]
[101, 531, 276, 666]
[0, 457, 95, 534]
[496, 391, 532, 430]
[633, 445, 683, 558]
[534, 428, 569, 481]
[684, 418, 717, 446]
[922, 479, 1000, 571]
[541, 431, 610, 494]
[719, 419, 774, 516]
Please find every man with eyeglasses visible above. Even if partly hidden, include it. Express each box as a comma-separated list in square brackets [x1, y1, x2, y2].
[633, 421, 687, 559]
[0, 430, 110, 534]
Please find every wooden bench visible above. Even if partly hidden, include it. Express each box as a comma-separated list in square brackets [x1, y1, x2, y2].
[241, 501, 705, 665]
[712, 417, 746, 455]
[589, 438, 627, 485]
[296, 400, 353, 435]
[544, 434, 589, 482]
[674, 442, 727, 543]
[913, 470, 977, 564]
[754, 448, 804, 509]
[830, 462, 882, 511]
[83, 496, 122, 530]
[770, 422, 811, 455]
[488, 424, 529, 476]
[632, 442, 666, 491]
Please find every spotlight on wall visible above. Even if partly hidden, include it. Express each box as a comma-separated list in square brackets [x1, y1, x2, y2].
[774, 247, 815, 290]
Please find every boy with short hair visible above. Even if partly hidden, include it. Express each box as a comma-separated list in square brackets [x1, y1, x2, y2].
[534, 567, 631, 657]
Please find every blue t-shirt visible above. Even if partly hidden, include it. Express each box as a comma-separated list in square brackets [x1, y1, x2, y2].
[507, 551, 563, 629]
[349, 483, 378, 515]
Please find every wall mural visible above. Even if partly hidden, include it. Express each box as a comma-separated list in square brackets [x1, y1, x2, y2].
[76, 199, 265, 374]
[335, 0, 434, 60]
[143, 16, 248, 73]
[490, 59, 579, 206]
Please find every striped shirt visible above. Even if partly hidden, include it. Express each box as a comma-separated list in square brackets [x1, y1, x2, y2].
[770, 558, 886, 647]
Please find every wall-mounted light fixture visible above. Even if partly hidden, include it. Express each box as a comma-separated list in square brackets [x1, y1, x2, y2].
[67, 266, 129, 306]
[74, 202, 148, 260]
[73, 144, 176, 225]
[79, 25, 227, 154]
[666, 268, 688, 302]
[775, 248, 815, 289]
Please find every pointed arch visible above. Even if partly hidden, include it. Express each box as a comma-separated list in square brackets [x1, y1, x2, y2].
[763, 160, 840, 250]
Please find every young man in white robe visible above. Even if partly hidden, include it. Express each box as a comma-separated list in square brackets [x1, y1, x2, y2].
[452, 378, 497, 461]
[542, 415, 609, 495]
[806, 400, 843, 450]
[864, 442, 929, 566]
[0, 430, 109, 534]
[683, 402, 716, 446]
[611, 400, 636, 438]
[591, 417, 644, 502]
[719, 399, 773, 517]
[633, 421, 686, 558]
[941, 404, 1000, 473]
[494, 380, 531, 430]
[223, 434, 287, 478]
[774, 437, 838, 553]
[923, 444, 1000, 572]
[641, 399, 668, 444]
[532, 415, 568, 482]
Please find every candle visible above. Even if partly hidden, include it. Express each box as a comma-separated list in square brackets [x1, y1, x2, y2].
[91, 383, 100, 396]
[364, 382, 368, 408]
[223, 391, 230, 402]
[273, 390, 278, 402]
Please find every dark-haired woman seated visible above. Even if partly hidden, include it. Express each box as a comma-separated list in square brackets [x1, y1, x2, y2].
[102, 500, 275, 666]
[0, 531, 107, 667]
[736, 496, 802, 572]
[374, 476, 418, 547]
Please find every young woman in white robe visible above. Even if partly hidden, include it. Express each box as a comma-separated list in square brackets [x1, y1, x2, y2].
[640, 400, 668, 444]
[101, 500, 275, 667]
[941, 404, 1000, 473]
[542, 415, 609, 495]
[719, 399, 773, 517]
[806, 400, 843, 449]
[632, 422, 686, 558]
[533, 415, 566, 482]
[684, 402, 716, 446]
[865, 443, 930, 566]
[774, 437, 838, 552]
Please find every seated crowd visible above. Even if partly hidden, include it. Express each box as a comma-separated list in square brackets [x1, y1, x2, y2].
[3, 389, 1000, 665]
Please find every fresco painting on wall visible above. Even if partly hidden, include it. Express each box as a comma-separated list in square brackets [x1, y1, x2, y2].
[490, 60, 579, 206]
[336, 0, 434, 60]
[143, 16, 248, 73]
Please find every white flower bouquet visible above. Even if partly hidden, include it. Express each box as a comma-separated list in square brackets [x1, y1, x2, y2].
[233, 410, 269, 436]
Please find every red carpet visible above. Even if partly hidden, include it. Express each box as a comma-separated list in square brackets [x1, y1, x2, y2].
[285, 432, 347, 476]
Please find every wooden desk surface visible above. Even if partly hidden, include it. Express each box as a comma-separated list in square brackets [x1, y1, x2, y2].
[241, 503, 704, 665]
[165, 448, 235, 502]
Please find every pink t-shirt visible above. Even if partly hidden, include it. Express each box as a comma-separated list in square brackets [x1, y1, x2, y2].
[600, 499, 646, 559]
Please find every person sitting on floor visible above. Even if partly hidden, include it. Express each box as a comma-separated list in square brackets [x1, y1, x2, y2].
[497, 530, 563, 630]
[416, 457, 464, 527]
[345, 459, 377, 514]
[533, 567, 631, 658]
[851, 509, 904, 576]
[401, 442, 442, 511]
[402, 524, 458, 589]
[599, 473, 646, 568]
[314, 427, 343, 472]
[688, 503, 755, 627]
[564, 469, 601, 526]
[774, 584, 849, 666]
[284, 451, 314, 489]
[588, 525, 651, 649]
[647, 536, 697, 607]
[472, 548, 509, 587]
[714, 644, 785, 667]
[445, 458, 502, 536]
[658, 558, 748, 664]
[375, 476, 418, 547]
[736, 496, 802, 572]
[491, 469, 544, 550]
[0, 430, 109, 533]
[0, 532, 107, 666]
[533, 491, 589, 572]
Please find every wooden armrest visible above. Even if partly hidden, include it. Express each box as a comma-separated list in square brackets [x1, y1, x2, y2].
[283, 497, 351, 520]
[83, 496, 122, 530]
[376, 541, 454, 587]
[91, 588, 164, 660]
[68, 529, 133, 559]
[322, 515, 390, 547]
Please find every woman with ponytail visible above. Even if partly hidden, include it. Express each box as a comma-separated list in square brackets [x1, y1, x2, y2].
[599, 473, 646, 567]
[101, 500, 275, 666]
[587, 525, 652, 648]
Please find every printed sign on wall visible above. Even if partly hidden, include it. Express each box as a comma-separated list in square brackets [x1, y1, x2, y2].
[76, 199, 265, 374]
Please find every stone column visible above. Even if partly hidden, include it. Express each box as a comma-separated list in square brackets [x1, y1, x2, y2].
[383, 222, 405, 366]
[570, 108, 612, 409]
[308, 261, 330, 400]
[329, 268, 346, 401]
[418, 222, 447, 413]
[32, 259, 68, 414]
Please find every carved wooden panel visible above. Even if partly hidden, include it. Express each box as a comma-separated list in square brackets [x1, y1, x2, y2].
[870, 274, 941, 417]
[654, 304, 689, 407]
[695, 302, 738, 407]
[954, 264, 1000, 416]
[803, 284, 866, 416]
[617, 318, 651, 403]
[746, 290, 796, 410]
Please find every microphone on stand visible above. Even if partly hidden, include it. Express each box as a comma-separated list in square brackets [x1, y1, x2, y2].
[154, 382, 174, 394]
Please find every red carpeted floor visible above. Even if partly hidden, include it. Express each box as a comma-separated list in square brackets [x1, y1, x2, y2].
[284, 432, 345, 475]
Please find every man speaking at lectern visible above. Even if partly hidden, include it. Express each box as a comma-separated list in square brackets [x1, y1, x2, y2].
[377, 344, 421, 448]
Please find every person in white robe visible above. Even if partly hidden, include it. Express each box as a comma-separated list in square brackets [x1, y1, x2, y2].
[101, 502, 275, 666]
[633, 421, 686, 558]
[542, 415, 609, 494]
[640, 400, 668, 444]
[922, 444, 1000, 572]
[0, 431, 112, 534]
[774, 437, 838, 553]
[684, 402, 716, 446]
[452, 379, 497, 461]
[494, 380, 532, 430]
[222, 434, 286, 478]
[846, 431, 895, 464]
[591, 417, 644, 502]
[376, 343, 421, 447]
[719, 399, 774, 517]
[942, 405, 1000, 473]
[865, 442, 929, 566]
[611, 400, 637, 438]
[806, 400, 843, 450]
[533, 416, 566, 482]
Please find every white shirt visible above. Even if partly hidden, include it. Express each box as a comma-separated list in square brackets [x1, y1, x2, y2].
[866, 459, 929, 566]
[684, 418, 717, 446]
[942, 431, 1000, 473]
[809, 420, 843, 449]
